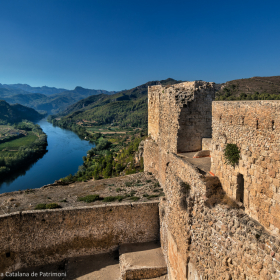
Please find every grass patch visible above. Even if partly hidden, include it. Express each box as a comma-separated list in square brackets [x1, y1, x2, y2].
[125, 181, 133, 187]
[35, 203, 61, 210]
[116, 188, 123, 192]
[78, 194, 100, 203]
[35, 203, 47, 210]
[46, 203, 61, 209]
[0, 132, 37, 151]
[103, 195, 126, 202]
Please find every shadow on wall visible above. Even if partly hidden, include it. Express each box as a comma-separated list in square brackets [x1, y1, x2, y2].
[3, 251, 120, 280]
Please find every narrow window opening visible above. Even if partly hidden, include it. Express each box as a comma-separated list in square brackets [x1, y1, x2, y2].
[256, 119, 259, 129]
[236, 174, 244, 204]
[219, 115, 222, 121]
[6, 252, 10, 258]
[272, 120, 275, 131]
[242, 117, 244, 125]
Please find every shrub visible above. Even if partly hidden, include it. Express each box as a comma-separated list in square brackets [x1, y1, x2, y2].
[46, 203, 61, 209]
[103, 195, 126, 202]
[103, 196, 117, 202]
[35, 203, 47, 210]
[78, 194, 100, 203]
[224, 143, 240, 166]
[35, 203, 61, 210]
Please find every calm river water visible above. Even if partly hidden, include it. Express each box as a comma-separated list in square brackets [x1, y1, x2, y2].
[0, 119, 94, 194]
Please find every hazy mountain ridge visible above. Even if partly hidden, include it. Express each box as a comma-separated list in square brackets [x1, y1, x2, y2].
[0, 83, 68, 95]
[0, 83, 118, 114]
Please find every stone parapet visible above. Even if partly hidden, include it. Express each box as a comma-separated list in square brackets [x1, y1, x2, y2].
[0, 202, 159, 277]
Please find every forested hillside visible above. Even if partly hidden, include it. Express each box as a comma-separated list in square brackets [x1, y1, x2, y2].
[0, 100, 45, 124]
[50, 78, 182, 129]
[215, 76, 280, 100]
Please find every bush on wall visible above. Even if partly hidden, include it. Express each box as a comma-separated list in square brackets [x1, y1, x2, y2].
[224, 143, 240, 166]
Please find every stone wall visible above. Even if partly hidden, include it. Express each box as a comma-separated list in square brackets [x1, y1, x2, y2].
[145, 146, 280, 279]
[148, 81, 215, 153]
[0, 202, 159, 276]
[148, 85, 161, 142]
[144, 82, 280, 279]
[202, 138, 212, 151]
[211, 101, 280, 234]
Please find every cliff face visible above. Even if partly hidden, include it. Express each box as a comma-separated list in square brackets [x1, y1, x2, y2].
[144, 81, 280, 279]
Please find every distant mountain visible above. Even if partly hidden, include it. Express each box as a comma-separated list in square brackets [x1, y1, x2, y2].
[53, 78, 182, 129]
[215, 75, 280, 100]
[0, 83, 67, 95]
[0, 100, 45, 123]
[0, 84, 118, 114]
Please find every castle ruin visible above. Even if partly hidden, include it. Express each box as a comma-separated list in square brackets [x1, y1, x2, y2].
[144, 81, 280, 279]
[1, 81, 280, 279]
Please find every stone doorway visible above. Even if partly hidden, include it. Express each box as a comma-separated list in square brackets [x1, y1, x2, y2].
[236, 174, 244, 203]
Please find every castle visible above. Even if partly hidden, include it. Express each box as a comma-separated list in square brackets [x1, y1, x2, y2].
[144, 81, 280, 279]
[1, 81, 280, 279]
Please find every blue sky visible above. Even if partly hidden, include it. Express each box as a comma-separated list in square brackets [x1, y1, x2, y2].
[0, 0, 279, 91]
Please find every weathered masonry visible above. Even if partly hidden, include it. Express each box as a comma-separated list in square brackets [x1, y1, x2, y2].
[144, 82, 280, 279]
[211, 101, 280, 235]
[0, 202, 159, 277]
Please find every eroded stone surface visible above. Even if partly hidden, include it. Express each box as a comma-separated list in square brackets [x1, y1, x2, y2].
[144, 82, 280, 279]
[211, 101, 280, 233]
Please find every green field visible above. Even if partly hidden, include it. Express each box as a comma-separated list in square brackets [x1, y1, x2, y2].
[0, 132, 37, 151]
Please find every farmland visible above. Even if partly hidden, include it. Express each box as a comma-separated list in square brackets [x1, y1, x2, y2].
[0, 121, 47, 177]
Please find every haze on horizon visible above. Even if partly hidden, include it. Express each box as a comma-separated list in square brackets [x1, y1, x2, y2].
[0, 0, 279, 92]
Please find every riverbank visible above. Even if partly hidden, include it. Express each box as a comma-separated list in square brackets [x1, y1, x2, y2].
[0, 121, 47, 179]
[0, 120, 94, 194]
[48, 117, 146, 183]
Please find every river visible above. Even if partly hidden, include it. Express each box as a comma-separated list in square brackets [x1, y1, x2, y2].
[0, 119, 94, 194]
